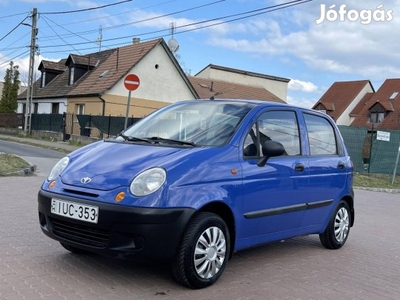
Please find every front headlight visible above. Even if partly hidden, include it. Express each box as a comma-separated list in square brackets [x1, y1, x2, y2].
[48, 157, 69, 181]
[130, 167, 166, 196]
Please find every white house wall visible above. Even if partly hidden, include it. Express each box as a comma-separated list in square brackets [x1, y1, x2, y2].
[336, 83, 374, 126]
[107, 44, 195, 103]
[197, 68, 288, 100]
[17, 98, 67, 114]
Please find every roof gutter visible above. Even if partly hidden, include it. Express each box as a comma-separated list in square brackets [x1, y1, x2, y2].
[98, 94, 106, 116]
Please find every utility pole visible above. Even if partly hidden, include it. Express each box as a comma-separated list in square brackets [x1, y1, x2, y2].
[24, 7, 38, 135]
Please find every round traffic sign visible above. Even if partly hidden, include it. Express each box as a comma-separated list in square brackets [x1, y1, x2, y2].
[124, 74, 140, 91]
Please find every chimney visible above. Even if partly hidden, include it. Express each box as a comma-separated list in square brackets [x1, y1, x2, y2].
[132, 38, 140, 44]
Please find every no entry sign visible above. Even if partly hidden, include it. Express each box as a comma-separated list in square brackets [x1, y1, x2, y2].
[124, 74, 140, 91]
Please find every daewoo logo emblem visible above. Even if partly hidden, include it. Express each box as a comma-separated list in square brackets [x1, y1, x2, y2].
[81, 177, 92, 184]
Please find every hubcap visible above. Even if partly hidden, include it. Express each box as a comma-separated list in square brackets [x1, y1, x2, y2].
[334, 207, 349, 243]
[194, 226, 226, 279]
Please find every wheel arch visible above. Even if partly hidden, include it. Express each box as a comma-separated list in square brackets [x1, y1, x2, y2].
[341, 194, 355, 227]
[197, 201, 236, 259]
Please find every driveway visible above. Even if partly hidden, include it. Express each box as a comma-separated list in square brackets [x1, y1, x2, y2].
[1, 174, 399, 299]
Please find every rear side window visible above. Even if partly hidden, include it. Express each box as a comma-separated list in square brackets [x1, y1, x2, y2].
[304, 113, 337, 155]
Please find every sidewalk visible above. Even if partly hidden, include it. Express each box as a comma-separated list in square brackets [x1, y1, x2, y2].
[0, 133, 83, 153]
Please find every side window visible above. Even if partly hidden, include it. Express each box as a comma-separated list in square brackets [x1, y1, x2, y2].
[304, 113, 337, 155]
[243, 110, 300, 157]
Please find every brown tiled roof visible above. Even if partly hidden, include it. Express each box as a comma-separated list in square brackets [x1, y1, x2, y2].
[39, 60, 66, 72]
[18, 39, 193, 100]
[67, 54, 98, 67]
[349, 93, 374, 117]
[351, 78, 400, 130]
[188, 76, 285, 103]
[313, 80, 372, 121]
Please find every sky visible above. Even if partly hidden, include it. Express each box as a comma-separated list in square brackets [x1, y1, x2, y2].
[0, 0, 399, 108]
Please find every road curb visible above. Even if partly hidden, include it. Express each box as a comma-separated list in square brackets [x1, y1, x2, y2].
[16, 164, 37, 176]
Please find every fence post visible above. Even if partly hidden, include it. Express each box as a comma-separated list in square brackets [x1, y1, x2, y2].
[71, 113, 74, 136]
[367, 125, 374, 173]
[392, 142, 400, 185]
[108, 115, 111, 137]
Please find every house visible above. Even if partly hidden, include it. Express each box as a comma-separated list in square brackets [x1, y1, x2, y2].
[312, 80, 374, 126]
[314, 78, 400, 130]
[188, 76, 286, 103]
[350, 78, 400, 130]
[18, 39, 290, 121]
[17, 38, 198, 117]
[194, 64, 289, 101]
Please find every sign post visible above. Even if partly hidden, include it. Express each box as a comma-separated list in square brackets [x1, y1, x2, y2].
[123, 74, 140, 129]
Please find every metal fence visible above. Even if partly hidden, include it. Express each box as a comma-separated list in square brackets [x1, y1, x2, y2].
[1, 113, 399, 175]
[28, 113, 141, 139]
[339, 126, 400, 175]
[0, 113, 24, 127]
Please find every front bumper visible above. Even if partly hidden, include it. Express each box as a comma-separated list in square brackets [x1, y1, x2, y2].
[38, 189, 195, 261]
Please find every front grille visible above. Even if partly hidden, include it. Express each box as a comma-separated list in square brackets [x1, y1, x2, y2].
[62, 189, 99, 198]
[50, 218, 110, 248]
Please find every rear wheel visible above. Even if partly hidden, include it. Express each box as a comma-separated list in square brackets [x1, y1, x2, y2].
[319, 200, 351, 249]
[172, 212, 230, 289]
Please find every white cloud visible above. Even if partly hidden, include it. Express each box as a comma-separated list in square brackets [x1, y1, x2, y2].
[288, 79, 317, 93]
[202, 0, 400, 81]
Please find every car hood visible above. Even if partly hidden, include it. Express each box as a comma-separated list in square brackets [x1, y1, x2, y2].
[60, 141, 183, 191]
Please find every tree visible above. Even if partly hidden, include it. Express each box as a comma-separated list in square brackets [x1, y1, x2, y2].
[0, 61, 20, 113]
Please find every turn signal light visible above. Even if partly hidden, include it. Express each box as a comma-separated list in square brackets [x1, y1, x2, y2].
[49, 180, 56, 189]
[115, 191, 125, 202]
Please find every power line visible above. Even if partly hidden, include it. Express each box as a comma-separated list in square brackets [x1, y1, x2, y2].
[0, 49, 30, 69]
[41, 16, 85, 55]
[45, 0, 179, 27]
[38, 0, 225, 42]
[40, 0, 133, 15]
[0, 11, 29, 20]
[36, 0, 311, 53]
[0, 15, 28, 42]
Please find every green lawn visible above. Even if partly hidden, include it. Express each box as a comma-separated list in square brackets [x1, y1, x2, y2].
[0, 152, 31, 176]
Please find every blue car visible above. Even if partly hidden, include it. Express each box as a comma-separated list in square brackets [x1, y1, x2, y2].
[38, 99, 354, 289]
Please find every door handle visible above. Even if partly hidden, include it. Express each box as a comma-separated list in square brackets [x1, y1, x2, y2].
[338, 161, 345, 169]
[294, 163, 305, 172]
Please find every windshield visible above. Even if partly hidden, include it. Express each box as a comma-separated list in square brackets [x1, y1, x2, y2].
[122, 100, 255, 146]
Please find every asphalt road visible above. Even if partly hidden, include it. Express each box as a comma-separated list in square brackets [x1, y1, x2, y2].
[0, 143, 400, 299]
[0, 139, 65, 176]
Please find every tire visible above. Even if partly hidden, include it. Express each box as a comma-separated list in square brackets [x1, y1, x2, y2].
[60, 242, 90, 254]
[319, 200, 351, 249]
[172, 212, 230, 289]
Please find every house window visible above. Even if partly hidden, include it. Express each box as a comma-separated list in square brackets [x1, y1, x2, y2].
[370, 112, 385, 123]
[69, 67, 75, 85]
[76, 104, 85, 115]
[41, 71, 46, 88]
[52, 103, 59, 114]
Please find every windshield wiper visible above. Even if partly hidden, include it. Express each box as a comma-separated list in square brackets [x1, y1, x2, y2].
[119, 134, 152, 144]
[149, 136, 197, 147]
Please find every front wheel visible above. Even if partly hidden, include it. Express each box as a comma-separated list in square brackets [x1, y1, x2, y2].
[172, 212, 230, 289]
[319, 200, 351, 249]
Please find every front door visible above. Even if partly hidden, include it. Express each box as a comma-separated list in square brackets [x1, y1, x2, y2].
[239, 109, 309, 243]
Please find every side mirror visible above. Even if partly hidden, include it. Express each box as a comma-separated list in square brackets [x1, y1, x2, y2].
[257, 140, 285, 167]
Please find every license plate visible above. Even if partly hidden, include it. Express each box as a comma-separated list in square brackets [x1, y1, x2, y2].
[51, 198, 99, 224]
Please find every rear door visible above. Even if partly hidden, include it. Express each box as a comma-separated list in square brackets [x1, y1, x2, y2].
[301, 112, 348, 226]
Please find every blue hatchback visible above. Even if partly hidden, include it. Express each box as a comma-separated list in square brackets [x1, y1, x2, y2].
[38, 99, 354, 289]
